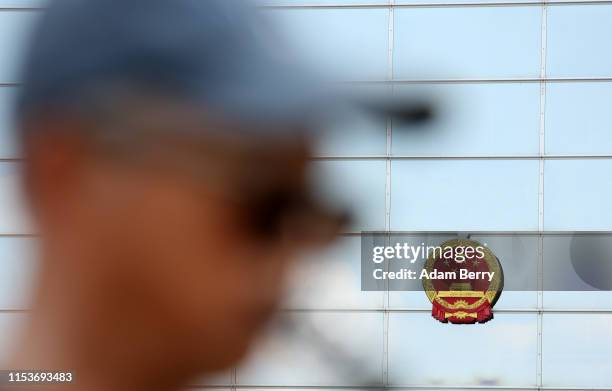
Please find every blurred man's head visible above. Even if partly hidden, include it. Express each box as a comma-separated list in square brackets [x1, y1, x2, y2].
[14, 0, 342, 383]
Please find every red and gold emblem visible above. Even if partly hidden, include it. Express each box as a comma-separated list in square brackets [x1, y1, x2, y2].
[422, 239, 503, 324]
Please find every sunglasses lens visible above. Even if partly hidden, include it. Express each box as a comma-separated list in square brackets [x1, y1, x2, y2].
[248, 190, 293, 238]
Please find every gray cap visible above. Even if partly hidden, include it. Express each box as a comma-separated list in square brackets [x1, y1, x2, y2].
[17, 0, 339, 131]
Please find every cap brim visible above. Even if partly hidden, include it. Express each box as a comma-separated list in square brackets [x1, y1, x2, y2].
[192, 43, 434, 134]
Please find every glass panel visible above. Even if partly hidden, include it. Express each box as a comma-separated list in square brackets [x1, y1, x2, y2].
[542, 314, 612, 388]
[396, 0, 534, 3]
[241, 389, 363, 391]
[545, 292, 612, 310]
[0, 163, 31, 234]
[546, 82, 612, 155]
[547, 5, 612, 77]
[0, 1, 45, 6]
[543, 235, 612, 308]
[0, 237, 37, 310]
[392, 83, 540, 156]
[237, 312, 384, 386]
[0, 11, 39, 83]
[288, 236, 384, 309]
[0, 313, 27, 366]
[260, 0, 388, 4]
[311, 160, 386, 231]
[388, 313, 538, 387]
[390, 160, 540, 231]
[394, 7, 541, 79]
[544, 160, 612, 230]
[265, 8, 389, 80]
[314, 110, 387, 157]
[388, 291, 432, 310]
[0, 87, 19, 158]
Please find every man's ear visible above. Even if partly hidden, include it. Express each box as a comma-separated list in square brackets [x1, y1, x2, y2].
[21, 115, 91, 222]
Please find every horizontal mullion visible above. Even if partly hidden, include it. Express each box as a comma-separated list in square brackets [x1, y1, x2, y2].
[7, 229, 612, 239]
[282, 308, 612, 314]
[339, 230, 612, 234]
[4, 0, 612, 10]
[312, 155, 612, 160]
[4, 78, 612, 87]
[262, 0, 612, 7]
[2, 156, 612, 162]
[349, 77, 612, 84]
[3, 308, 612, 314]
[187, 385, 610, 390]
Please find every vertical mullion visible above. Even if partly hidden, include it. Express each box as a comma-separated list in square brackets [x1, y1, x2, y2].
[231, 367, 237, 391]
[537, 1, 548, 388]
[382, 0, 395, 387]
